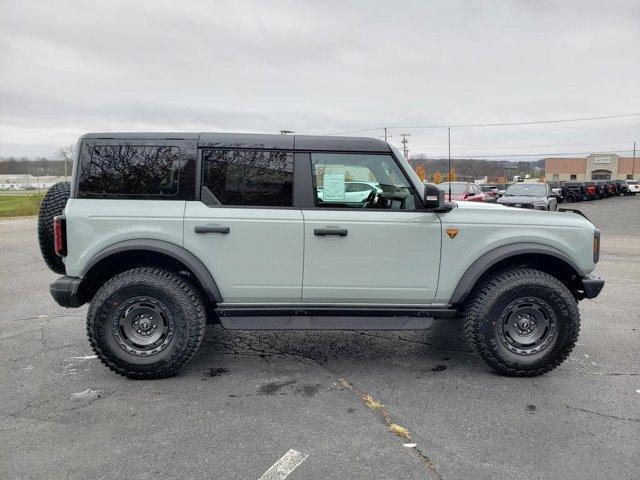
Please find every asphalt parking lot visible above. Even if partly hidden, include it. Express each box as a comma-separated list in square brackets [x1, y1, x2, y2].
[1, 196, 639, 480]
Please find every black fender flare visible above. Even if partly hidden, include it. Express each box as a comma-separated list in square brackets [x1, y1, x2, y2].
[449, 242, 584, 305]
[80, 239, 223, 303]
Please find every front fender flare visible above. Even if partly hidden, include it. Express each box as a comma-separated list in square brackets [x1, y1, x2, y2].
[80, 239, 223, 303]
[449, 242, 583, 305]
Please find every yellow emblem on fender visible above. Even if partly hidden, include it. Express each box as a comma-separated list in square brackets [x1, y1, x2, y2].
[446, 228, 459, 239]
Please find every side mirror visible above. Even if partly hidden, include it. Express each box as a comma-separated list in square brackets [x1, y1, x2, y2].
[423, 183, 445, 209]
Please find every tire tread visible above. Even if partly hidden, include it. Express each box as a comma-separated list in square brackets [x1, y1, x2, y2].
[86, 267, 206, 379]
[463, 267, 580, 377]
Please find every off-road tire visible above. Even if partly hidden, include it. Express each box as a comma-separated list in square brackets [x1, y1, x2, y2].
[87, 267, 206, 379]
[463, 268, 580, 377]
[37, 181, 70, 274]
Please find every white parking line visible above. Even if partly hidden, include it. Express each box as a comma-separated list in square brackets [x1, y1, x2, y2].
[258, 449, 308, 480]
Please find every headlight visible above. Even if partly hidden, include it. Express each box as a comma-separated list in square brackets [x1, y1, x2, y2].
[532, 200, 547, 206]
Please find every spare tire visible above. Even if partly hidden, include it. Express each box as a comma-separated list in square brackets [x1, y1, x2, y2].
[38, 181, 70, 274]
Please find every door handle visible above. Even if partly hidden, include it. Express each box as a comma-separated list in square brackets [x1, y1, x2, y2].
[194, 225, 230, 234]
[314, 227, 348, 237]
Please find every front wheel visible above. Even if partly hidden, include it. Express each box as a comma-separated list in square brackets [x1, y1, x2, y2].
[463, 268, 580, 376]
[87, 267, 206, 379]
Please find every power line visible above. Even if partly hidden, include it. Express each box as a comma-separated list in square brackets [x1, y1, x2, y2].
[414, 149, 637, 159]
[327, 112, 640, 135]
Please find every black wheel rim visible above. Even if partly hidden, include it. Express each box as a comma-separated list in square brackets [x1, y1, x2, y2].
[111, 296, 174, 356]
[497, 297, 557, 356]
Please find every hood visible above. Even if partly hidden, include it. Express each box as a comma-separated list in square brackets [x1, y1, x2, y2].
[455, 200, 508, 209]
[498, 195, 546, 204]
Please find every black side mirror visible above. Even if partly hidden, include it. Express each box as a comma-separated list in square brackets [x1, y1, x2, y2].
[423, 183, 445, 209]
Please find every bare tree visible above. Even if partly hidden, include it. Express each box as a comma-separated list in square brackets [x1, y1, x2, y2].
[54, 144, 75, 180]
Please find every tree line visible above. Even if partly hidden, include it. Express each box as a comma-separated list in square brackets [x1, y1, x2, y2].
[0, 145, 75, 176]
[409, 155, 545, 183]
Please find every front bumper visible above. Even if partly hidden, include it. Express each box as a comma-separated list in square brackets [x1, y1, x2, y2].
[580, 274, 605, 299]
[50, 276, 84, 308]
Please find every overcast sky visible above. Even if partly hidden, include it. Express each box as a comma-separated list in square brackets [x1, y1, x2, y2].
[1, 0, 639, 159]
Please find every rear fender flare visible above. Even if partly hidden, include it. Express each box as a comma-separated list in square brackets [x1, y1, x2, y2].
[80, 239, 223, 303]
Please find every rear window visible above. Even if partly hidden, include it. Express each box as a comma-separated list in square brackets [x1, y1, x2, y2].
[202, 149, 293, 207]
[77, 144, 181, 198]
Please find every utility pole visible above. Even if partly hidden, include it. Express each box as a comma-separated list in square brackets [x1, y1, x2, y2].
[381, 127, 391, 142]
[448, 127, 452, 200]
[400, 133, 411, 159]
[633, 141, 636, 180]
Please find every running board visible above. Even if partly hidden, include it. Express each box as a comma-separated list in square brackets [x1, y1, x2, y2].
[215, 306, 457, 330]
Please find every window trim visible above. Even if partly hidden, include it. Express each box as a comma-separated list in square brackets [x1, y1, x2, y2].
[75, 140, 188, 200]
[198, 147, 297, 209]
[302, 150, 426, 212]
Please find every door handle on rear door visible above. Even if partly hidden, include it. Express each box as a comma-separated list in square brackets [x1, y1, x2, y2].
[314, 227, 348, 236]
[194, 225, 230, 234]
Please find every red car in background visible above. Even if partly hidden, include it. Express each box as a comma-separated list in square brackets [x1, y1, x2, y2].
[437, 181, 486, 202]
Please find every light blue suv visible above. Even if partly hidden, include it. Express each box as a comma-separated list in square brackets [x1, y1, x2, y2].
[37, 133, 604, 379]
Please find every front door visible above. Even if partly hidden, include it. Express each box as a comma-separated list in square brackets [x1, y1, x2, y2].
[183, 148, 303, 303]
[301, 152, 442, 304]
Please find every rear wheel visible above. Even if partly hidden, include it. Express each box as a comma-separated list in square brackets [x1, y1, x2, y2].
[463, 268, 580, 376]
[87, 267, 206, 379]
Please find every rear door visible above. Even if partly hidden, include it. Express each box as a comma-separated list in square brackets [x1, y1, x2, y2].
[301, 152, 442, 304]
[183, 148, 303, 303]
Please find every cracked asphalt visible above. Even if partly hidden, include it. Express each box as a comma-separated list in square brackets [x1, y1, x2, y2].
[1, 195, 639, 479]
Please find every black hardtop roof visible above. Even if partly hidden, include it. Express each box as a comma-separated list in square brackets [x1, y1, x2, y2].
[80, 132, 390, 153]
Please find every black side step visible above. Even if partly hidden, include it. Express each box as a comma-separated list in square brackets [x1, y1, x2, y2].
[215, 306, 457, 330]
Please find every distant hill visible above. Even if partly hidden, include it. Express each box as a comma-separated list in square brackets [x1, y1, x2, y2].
[409, 155, 545, 181]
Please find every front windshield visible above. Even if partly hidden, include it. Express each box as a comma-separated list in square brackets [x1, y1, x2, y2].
[437, 182, 467, 195]
[388, 143, 425, 199]
[505, 183, 547, 196]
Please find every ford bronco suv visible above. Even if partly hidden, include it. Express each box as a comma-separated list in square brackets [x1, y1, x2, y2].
[37, 133, 604, 379]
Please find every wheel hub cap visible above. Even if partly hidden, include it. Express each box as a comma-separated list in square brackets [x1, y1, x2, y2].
[111, 296, 174, 356]
[497, 297, 558, 356]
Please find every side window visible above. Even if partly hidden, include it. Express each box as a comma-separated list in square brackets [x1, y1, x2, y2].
[77, 144, 181, 198]
[311, 153, 417, 210]
[202, 149, 293, 207]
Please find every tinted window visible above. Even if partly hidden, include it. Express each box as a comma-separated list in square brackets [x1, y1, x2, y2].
[202, 149, 293, 206]
[311, 153, 417, 210]
[78, 145, 181, 197]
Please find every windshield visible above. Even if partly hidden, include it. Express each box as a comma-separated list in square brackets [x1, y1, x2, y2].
[437, 182, 467, 195]
[388, 143, 425, 199]
[505, 183, 547, 196]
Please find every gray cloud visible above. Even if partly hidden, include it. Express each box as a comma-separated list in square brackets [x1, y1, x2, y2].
[1, 0, 639, 158]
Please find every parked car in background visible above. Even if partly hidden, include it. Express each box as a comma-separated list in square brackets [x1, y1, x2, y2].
[583, 182, 598, 201]
[564, 182, 587, 202]
[547, 181, 565, 203]
[496, 183, 512, 197]
[626, 180, 639, 195]
[593, 181, 607, 199]
[317, 181, 382, 204]
[497, 182, 558, 210]
[480, 184, 499, 202]
[437, 181, 485, 202]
